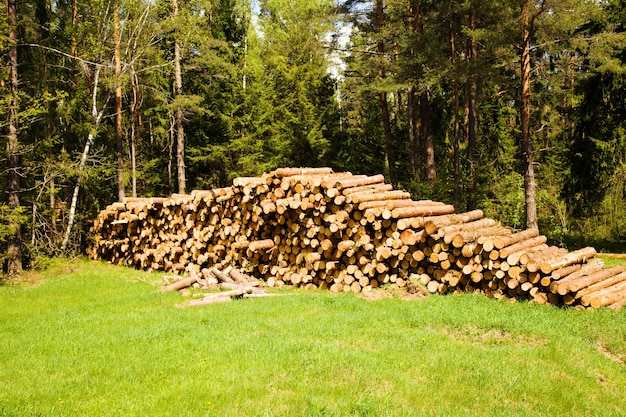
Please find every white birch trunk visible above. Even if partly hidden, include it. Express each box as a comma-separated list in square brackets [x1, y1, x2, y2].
[61, 67, 105, 251]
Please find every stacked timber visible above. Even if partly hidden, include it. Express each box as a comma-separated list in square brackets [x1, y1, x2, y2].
[88, 167, 626, 310]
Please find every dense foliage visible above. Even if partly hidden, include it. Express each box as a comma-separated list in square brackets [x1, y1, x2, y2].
[2, 0, 626, 272]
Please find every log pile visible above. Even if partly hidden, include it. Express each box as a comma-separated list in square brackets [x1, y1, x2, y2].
[88, 167, 625, 310]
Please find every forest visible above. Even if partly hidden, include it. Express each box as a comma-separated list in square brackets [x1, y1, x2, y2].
[1, 0, 626, 275]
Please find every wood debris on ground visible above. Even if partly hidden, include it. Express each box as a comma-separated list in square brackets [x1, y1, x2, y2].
[161, 264, 282, 306]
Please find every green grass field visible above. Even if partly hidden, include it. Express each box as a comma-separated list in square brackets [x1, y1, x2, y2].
[0, 257, 625, 417]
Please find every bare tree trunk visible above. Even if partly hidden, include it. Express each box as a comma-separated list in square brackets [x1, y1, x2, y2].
[50, 176, 57, 235]
[6, 0, 22, 275]
[114, 0, 125, 201]
[168, 113, 175, 194]
[172, 0, 186, 194]
[130, 68, 140, 198]
[450, 4, 461, 208]
[520, 0, 545, 230]
[71, 0, 78, 57]
[404, 0, 423, 181]
[61, 66, 105, 251]
[467, 7, 478, 211]
[407, 86, 417, 176]
[376, 0, 397, 187]
[421, 90, 436, 187]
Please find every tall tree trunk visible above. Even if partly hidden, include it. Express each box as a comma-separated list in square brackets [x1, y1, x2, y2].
[61, 66, 105, 251]
[467, 6, 478, 211]
[450, 3, 461, 207]
[50, 176, 57, 234]
[130, 67, 140, 198]
[172, 0, 186, 194]
[520, 0, 544, 230]
[114, 0, 125, 201]
[71, 0, 78, 57]
[5, 0, 22, 275]
[376, 0, 397, 186]
[421, 90, 436, 186]
[168, 113, 175, 194]
[407, 86, 417, 176]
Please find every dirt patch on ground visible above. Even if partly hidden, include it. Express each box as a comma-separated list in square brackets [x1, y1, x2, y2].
[434, 324, 547, 347]
[358, 280, 429, 301]
[596, 342, 625, 366]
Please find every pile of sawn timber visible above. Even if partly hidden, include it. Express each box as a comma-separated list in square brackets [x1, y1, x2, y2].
[88, 167, 626, 310]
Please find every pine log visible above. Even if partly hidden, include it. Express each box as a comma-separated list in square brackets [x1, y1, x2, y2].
[248, 239, 275, 252]
[391, 204, 455, 219]
[160, 276, 198, 292]
[607, 297, 626, 311]
[438, 218, 497, 237]
[494, 228, 539, 250]
[585, 281, 626, 308]
[538, 246, 597, 275]
[550, 263, 582, 281]
[332, 174, 386, 190]
[566, 265, 624, 293]
[274, 167, 334, 178]
[549, 259, 605, 295]
[575, 271, 626, 300]
[341, 183, 394, 196]
[347, 190, 411, 204]
[498, 235, 547, 260]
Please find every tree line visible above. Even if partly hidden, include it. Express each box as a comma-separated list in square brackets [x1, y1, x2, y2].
[2, 0, 626, 276]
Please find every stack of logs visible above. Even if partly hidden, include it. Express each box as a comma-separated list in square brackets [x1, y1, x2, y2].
[88, 167, 626, 310]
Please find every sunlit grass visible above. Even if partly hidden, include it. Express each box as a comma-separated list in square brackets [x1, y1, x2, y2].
[0, 258, 624, 416]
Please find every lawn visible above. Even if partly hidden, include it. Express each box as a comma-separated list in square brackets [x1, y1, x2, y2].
[0, 257, 624, 417]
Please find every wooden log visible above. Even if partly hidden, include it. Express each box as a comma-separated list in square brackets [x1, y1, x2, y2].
[549, 259, 605, 295]
[274, 167, 334, 178]
[566, 265, 623, 293]
[550, 263, 582, 281]
[347, 190, 411, 204]
[391, 204, 455, 219]
[327, 174, 385, 190]
[494, 228, 539, 250]
[522, 245, 560, 269]
[538, 246, 597, 275]
[424, 210, 484, 230]
[248, 239, 275, 252]
[160, 276, 198, 292]
[341, 183, 394, 197]
[209, 267, 235, 284]
[575, 271, 626, 300]
[585, 281, 626, 308]
[607, 297, 626, 311]
[498, 235, 547, 260]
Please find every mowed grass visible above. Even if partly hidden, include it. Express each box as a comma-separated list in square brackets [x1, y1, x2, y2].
[0, 258, 625, 417]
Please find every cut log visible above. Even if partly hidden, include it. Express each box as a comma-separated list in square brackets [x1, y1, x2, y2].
[498, 235, 547, 260]
[494, 228, 539, 250]
[391, 204, 455, 219]
[567, 265, 624, 293]
[585, 281, 626, 308]
[160, 276, 198, 292]
[575, 271, 626, 300]
[538, 246, 597, 275]
[248, 239, 275, 252]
